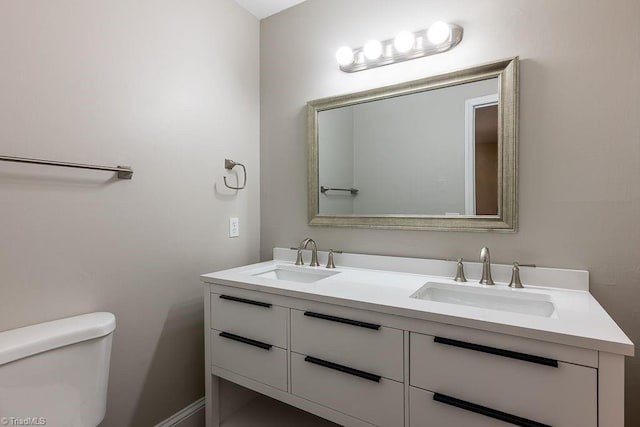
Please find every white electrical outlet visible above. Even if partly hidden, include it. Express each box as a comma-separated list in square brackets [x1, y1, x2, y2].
[229, 217, 239, 238]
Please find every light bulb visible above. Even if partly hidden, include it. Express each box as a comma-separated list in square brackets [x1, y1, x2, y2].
[394, 31, 415, 53]
[335, 46, 354, 66]
[363, 40, 383, 60]
[427, 21, 451, 45]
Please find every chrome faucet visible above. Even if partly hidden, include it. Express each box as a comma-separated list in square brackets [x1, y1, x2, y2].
[295, 238, 320, 267]
[479, 247, 495, 285]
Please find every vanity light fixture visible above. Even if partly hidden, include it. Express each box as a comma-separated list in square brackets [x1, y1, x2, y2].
[335, 46, 355, 66]
[363, 39, 383, 60]
[335, 21, 463, 73]
[393, 31, 415, 53]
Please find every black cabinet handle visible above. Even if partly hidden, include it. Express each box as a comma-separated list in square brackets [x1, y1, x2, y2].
[219, 294, 272, 308]
[303, 311, 380, 330]
[304, 356, 381, 383]
[433, 336, 558, 368]
[433, 393, 552, 427]
[219, 332, 272, 350]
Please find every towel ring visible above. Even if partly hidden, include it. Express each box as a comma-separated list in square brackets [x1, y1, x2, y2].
[223, 159, 246, 190]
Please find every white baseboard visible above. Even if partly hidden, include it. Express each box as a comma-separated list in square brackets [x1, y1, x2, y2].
[154, 397, 205, 427]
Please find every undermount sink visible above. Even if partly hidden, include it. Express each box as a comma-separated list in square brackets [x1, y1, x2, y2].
[411, 282, 556, 317]
[253, 266, 339, 283]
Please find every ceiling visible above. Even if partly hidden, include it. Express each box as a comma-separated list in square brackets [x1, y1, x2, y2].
[233, 0, 308, 19]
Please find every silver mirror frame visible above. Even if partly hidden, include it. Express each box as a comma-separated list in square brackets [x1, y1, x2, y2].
[307, 57, 519, 232]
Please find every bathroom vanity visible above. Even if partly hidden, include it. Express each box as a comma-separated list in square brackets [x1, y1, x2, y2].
[202, 248, 633, 427]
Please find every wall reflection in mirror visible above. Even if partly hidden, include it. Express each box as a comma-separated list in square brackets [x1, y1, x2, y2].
[318, 78, 499, 217]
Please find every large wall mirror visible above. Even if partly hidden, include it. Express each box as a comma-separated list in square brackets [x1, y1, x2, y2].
[307, 57, 518, 231]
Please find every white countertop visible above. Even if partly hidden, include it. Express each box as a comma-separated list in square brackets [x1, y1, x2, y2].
[201, 248, 634, 356]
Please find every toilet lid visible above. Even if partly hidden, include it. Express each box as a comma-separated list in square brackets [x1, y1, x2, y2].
[0, 312, 115, 365]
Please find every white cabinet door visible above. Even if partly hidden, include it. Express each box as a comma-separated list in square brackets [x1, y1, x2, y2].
[290, 309, 404, 382]
[291, 352, 404, 427]
[211, 331, 288, 391]
[410, 332, 597, 427]
[410, 386, 511, 427]
[211, 292, 288, 348]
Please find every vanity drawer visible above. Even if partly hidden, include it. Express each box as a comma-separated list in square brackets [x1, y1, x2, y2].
[410, 386, 512, 427]
[211, 330, 287, 391]
[291, 352, 403, 427]
[290, 309, 403, 382]
[211, 292, 288, 348]
[410, 332, 597, 427]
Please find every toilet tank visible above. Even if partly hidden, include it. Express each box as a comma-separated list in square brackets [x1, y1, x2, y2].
[0, 312, 116, 427]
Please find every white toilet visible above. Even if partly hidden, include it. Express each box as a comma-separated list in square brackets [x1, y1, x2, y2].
[0, 312, 116, 427]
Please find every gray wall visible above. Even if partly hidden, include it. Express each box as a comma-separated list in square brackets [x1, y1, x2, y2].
[318, 79, 497, 216]
[260, 0, 640, 424]
[0, 1, 259, 426]
[352, 79, 497, 215]
[318, 107, 355, 214]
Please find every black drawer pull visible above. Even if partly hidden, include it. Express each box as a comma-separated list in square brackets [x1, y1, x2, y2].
[219, 332, 272, 350]
[219, 294, 272, 308]
[304, 355, 381, 383]
[433, 336, 558, 368]
[433, 393, 552, 427]
[304, 311, 380, 330]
